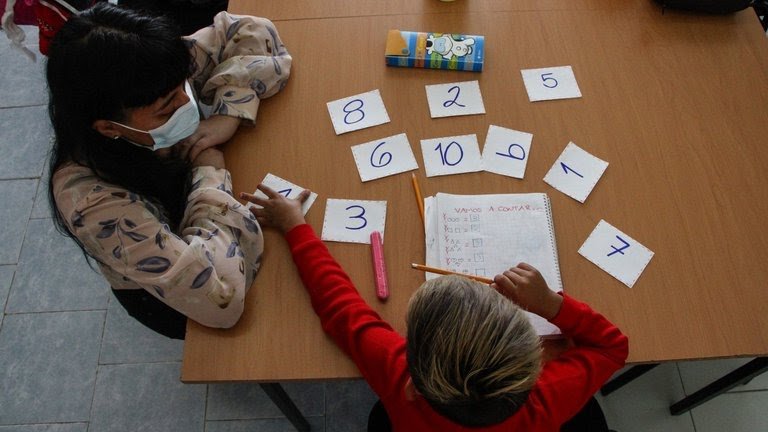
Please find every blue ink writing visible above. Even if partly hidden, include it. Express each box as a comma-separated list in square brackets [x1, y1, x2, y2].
[495, 143, 526, 161]
[370, 141, 392, 168]
[277, 188, 292, 197]
[541, 73, 558, 89]
[560, 162, 584, 178]
[343, 99, 365, 125]
[434, 141, 464, 167]
[607, 236, 630, 257]
[345, 205, 368, 230]
[443, 86, 466, 108]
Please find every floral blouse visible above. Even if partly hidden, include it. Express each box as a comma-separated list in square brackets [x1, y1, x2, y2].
[51, 12, 292, 328]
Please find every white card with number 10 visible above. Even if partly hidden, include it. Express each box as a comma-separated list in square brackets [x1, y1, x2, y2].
[521, 66, 582, 102]
[420, 134, 483, 178]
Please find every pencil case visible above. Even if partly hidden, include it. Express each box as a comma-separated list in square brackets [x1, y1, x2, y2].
[385, 29, 485, 72]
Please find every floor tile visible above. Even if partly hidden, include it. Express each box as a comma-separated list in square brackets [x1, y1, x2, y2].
[0, 106, 51, 178]
[0, 424, 88, 432]
[0, 179, 37, 264]
[7, 218, 109, 313]
[690, 391, 768, 432]
[0, 45, 48, 107]
[205, 417, 325, 432]
[89, 362, 206, 432]
[207, 381, 325, 420]
[0, 311, 104, 424]
[0, 266, 14, 313]
[30, 162, 51, 219]
[596, 362, 695, 432]
[325, 379, 378, 432]
[99, 296, 183, 364]
[678, 357, 768, 394]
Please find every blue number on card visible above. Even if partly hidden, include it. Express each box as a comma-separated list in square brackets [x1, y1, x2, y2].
[560, 162, 584, 178]
[345, 205, 368, 230]
[607, 236, 630, 257]
[370, 141, 393, 168]
[342, 99, 366, 125]
[434, 141, 464, 167]
[442, 86, 467, 108]
[495, 143, 526, 161]
[277, 188, 292, 197]
[541, 73, 558, 89]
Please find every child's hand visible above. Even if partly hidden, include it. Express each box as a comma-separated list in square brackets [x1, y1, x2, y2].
[239, 184, 310, 234]
[491, 262, 563, 320]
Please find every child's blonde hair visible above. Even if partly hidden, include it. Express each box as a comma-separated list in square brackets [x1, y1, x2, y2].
[406, 275, 542, 426]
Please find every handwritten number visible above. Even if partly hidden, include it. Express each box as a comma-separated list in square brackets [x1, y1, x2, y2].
[442, 86, 466, 108]
[343, 99, 365, 125]
[560, 162, 583, 178]
[370, 141, 393, 168]
[495, 143, 526, 161]
[541, 73, 558, 89]
[434, 141, 464, 166]
[345, 205, 368, 230]
[277, 188, 292, 197]
[607, 236, 630, 257]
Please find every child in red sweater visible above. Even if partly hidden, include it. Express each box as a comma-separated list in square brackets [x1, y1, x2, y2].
[241, 185, 629, 431]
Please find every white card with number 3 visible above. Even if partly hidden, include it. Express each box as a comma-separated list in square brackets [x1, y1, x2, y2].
[321, 199, 387, 244]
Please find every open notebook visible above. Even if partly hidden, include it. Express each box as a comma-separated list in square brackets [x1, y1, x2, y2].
[424, 193, 563, 337]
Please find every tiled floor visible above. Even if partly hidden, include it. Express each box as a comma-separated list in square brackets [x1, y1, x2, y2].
[1, 25, 767, 432]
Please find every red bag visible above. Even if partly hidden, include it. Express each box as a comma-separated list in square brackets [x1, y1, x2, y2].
[2, 0, 97, 57]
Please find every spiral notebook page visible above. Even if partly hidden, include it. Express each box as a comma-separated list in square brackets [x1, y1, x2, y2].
[424, 192, 563, 336]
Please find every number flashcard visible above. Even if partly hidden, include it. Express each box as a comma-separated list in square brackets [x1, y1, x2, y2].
[321, 199, 387, 244]
[481, 125, 533, 179]
[420, 134, 483, 178]
[326, 89, 391, 135]
[425, 80, 486, 118]
[578, 220, 654, 288]
[351, 133, 419, 182]
[543, 142, 608, 203]
[521, 66, 582, 102]
[249, 173, 318, 216]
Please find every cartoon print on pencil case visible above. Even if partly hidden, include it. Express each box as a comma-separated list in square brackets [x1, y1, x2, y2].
[426, 34, 476, 60]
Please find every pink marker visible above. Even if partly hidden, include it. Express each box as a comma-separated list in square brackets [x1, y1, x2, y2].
[370, 231, 389, 301]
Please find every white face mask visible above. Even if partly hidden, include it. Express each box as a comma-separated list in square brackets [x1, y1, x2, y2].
[112, 81, 200, 151]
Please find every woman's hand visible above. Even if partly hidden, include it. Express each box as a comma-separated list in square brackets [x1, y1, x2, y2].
[240, 184, 311, 234]
[178, 115, 241, 162]
[491, 262, 563, 320]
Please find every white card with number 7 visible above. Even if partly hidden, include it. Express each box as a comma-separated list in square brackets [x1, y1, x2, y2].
[579, 220, 654, 288]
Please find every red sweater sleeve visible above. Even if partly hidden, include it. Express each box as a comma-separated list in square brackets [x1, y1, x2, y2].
[284, 224, 407, 399]
[528, 294, 629, 428]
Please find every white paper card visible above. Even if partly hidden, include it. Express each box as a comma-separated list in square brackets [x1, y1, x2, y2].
[481, 125, 533, 179]
[543, 142, 608, 203]
[420, 134, 483, 178]
[579, 220, 654, 288]
[425, 80, 486, 118]
[326, 89, 390, 135]
[321, 199, 387, 244]
[351, 133, 419, 182]
[521, 66, 582, 102]
[250, 173, 318, 216]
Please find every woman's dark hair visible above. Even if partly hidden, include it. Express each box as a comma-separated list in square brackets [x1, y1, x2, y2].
[46, 2, 194, 262]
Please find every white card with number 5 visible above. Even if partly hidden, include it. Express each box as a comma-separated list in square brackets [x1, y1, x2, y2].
[521, 66, 582, 102]
[321, 199, 387, 244]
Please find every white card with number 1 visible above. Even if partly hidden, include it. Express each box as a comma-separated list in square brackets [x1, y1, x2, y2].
[250, 173, 318, 216]
[543, 142, 608, 203]
[579, 220, 654, 288]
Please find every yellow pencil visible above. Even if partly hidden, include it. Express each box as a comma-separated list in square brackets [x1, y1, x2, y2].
[411, 173, 425, 224]
[411, 263, 494, 285]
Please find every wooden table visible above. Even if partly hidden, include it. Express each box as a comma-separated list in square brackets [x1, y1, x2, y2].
[183, 1, 768, 386]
